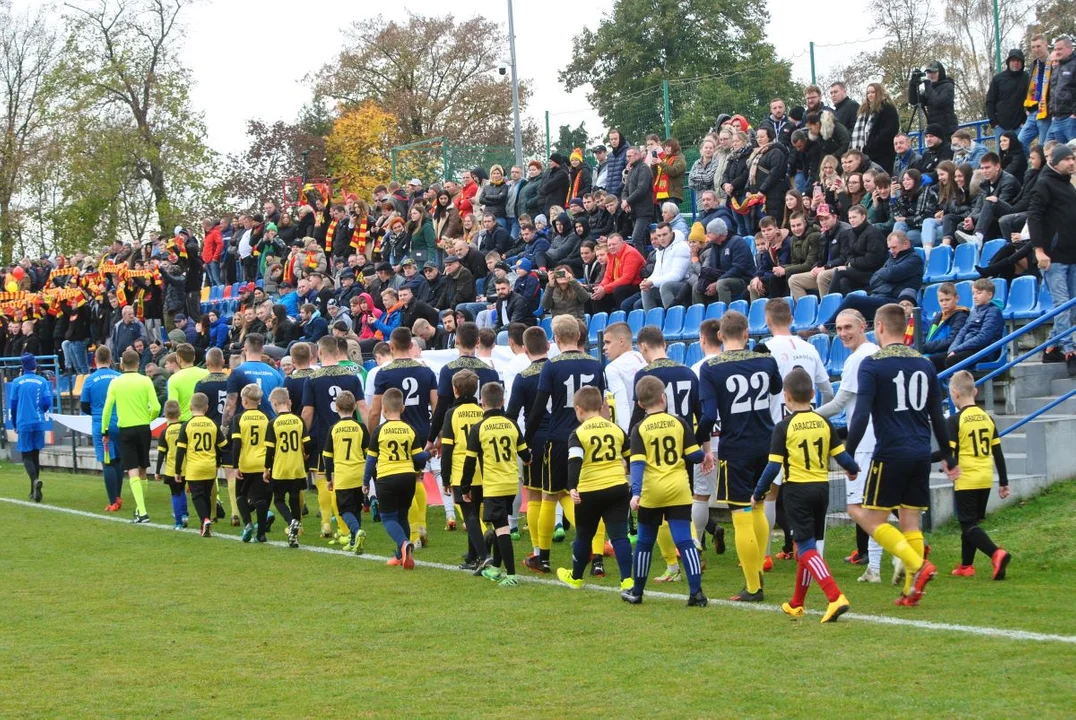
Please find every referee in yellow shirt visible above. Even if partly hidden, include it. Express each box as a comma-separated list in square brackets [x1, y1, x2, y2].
[102, 349, 162, 524]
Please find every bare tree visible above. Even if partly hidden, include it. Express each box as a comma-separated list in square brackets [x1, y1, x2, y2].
[0, 4, 61, 264]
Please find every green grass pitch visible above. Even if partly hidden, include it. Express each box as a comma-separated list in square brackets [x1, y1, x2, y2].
[1, 464, 1073, 718]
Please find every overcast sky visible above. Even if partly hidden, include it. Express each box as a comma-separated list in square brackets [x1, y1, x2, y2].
[14, 0, 875, 156]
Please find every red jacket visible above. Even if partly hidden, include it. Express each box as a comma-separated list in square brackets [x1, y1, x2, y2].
[202, 227, 223, 263]
[455, 181, 478, 217]
[601, 244, 645, 292]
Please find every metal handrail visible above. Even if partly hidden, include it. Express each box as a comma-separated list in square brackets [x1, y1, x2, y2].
[1001, 389, 1076, 437]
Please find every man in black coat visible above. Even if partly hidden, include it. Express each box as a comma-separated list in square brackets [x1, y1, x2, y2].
[397, 285, 440, 331]
[489, 277, 535, 330]
[986, 49, 1031, 144]
[539, 153, 570, 218]
[829, 206, 888, 295]
[1030, 145, 1076, 368]
[620, 145, 655, 254]
[909, 61, 959, 138]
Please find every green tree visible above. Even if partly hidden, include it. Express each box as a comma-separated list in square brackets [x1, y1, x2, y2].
[559, 0, 799, 145]
[552, 122, 591, 155]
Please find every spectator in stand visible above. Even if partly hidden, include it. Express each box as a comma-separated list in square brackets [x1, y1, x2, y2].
[933, 278, 1004, 370]
[520, 161, 545, 219]
[986, 49, 1031, 147]
[989, 144, 1046, 246]
[1046, 35, 1075, 143]
[998, 132, 1027, 181]
[787, 129, 814, 193]
[540, 153, 570, 219]
[955, 152, 1020, 247]
[851, 83, 899, 173]
[1019, 34, 1054, 150]
[504, 165, 525, 240]
[688, 135, 720, 196]
[829, 81, 860, 131]
[694, 218, 754, 305]
[62, 294, 92, 375]
[478, 213, 513, 257]
[206, 310, 230, 349]
[566, 149, 592, 205]
[760, 98, 795, 147]
[454, 169, 478, 217]
[660, 201, 690, 239]
[916, 123, 954, 181]
[478, 164, 510, 229]
[951, 129, 988, 167]
[893, 168, 938, 247]
[830, 205, 888, 295]
[422, 262, 446, 304]
[922, 282, 970, 362]
[579, 241, 604, 289]
[721, 129, 753, 236]
[299, 303, 328, 344]
[621, 145, 655, 254]
[818, 230, 925, 326]
[891, 133, 922, 183]
[591, 232, 644, 312]
[789, 203, 853, 299]
[542, 264, 591, 319]
[406, 204, 437, 267]
[591, 145, 609, 191]
[460, 212, 479, 246]
[396, 285, 440, 332]
[782, 212, 822, 281]
[834, 173, 866, 221]
[805, 111, 851, 169]
[171, 313, 197, 346]
[432, 189, 463, 247]
[399, 258, 431, 304]
[110, 305, 147, 355]
[910, 61, 959, 138]
[927, 160, 970, 248]
[604, 128, 630, 199]
[746, 126, 789, 225]
[452, 238, 487, 284]
[749, 217, 792, 300]
[512, 258, 541, 315]
[202, 218, 223, 287]
[1031, 144, 1076, 369]
[352, 293, 382, 346]
[294, 204, 315, 241]
[486, 277, 534, 331]
[508, 222, 549, 269]
[584, 193, 613, 238]
[640, 221, 691, 310]
[780, 189, 809, 231]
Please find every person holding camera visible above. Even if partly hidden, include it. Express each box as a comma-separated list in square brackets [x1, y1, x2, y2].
[909, 61, 959, 139]
[541, 265, 591, 319]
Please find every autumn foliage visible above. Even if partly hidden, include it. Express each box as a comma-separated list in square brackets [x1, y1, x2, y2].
[325, 100, 397, 200]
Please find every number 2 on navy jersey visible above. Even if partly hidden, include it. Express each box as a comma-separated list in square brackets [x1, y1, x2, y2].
[892, 370, 927, 412]
[401, 377, 420, 407]
[727, 372, 769, 413]
[563, 373, 595, 408]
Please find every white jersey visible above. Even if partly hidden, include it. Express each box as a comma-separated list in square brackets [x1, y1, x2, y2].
[764, 334, 830, 422]
[502, 350, 531, 406]
[839, 341, 880, 456]
[605, 350, 646, 433]
[692, 353, 721, 453]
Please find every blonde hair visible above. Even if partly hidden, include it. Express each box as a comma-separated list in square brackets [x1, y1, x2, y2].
[949, 370, 976, 398]
[163, 400, 181, 420]
[190, 392, 209, 412]
[269, 387, 290, 410]
[241, 383, 263, 405]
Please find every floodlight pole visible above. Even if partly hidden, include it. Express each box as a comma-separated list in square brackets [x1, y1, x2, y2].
[508, 0, 524, 168]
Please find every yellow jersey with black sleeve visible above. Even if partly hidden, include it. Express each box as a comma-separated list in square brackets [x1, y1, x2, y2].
[629, 411, 700, 508]
[323, 418, 368, 490]
[768, 409, 845, 484]
[367, 419, 421, 478]
[439, 397, 485, 488]
[568, 416, 628, 493]
[156, 420, 183, 478]
[947, 405, 1002, 491]
[463, 409, 529, 498]
[175, 415, 224, 481]
[230, 408, 271, 475]
[264, 412, 310, 481]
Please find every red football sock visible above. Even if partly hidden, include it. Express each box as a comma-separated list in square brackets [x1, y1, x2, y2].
[791, 555, 811, 607]
[800, 548, 841, 602]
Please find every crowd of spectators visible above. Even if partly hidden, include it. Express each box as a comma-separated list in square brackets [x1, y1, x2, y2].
[2, 35, 1075, 381]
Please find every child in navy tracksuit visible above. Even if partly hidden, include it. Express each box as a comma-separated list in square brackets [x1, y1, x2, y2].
[932, 278, 1003, 371]
[513, 259, 542, 316]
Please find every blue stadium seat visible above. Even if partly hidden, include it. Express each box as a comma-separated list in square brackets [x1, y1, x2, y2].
[743, 235, 755, 255]
[588, 312, 608, 344]
[816, 293, 843, 327]
[987, 277, 1008, 307]
[496, 330, 509, 346]
[255, 278, 264, 289]
[954, 280, 974, 308]
[667, 342, 686, 364]
[541, 316, 553, 339]
[703, 301, 726, 321]
[866, 330, 877, 344]
[923, 244, 954, 282]
[951, 243, 979, 280]
[847, 290, 867, 298]
[1002, 276, 1038, 320]
[979, 239, 1005, 267]
[1038, 281, 1053, 313]
[588, 347, 601, 361]
[914, 247, 926, 264]
[828, 381, 847, 428]
[809, 333, 830, 365]
[608, 310, 627, 326]
[644, 307, 665, 330]
[673, 303, 704, 341]
[791, 295, 819, 332]
[627, 309, 645, 337]
[729, 299, 748, 317]
[974, 342, 1009, 373]
[662, 305, 684, 338]
[685, 342, 704, 367]
[747, 298, 768, 335]
[921, 283, 941, 321]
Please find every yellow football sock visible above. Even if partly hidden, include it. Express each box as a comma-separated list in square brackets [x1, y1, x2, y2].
[331, 490, 347, 538]
[558, 494, 576, 527]
[314, 477, 334, 534]
[408, 481, 428, 542]
[903, 530, 925, 594]
[226, 474, 239, 519]
[211, 478, 222, 519]
[732, 510, 761, 593]
[129, 476, 147, 515]
[592, 519, 607, 557]
[526, 499, 541, 551]
[873, 523, 923, 584]
[751, 505, 769, 573]
[657, 522, 678, 567]
[538, 499, 557, 550]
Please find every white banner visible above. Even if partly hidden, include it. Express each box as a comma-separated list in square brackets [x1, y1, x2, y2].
[50, 414, 168, 436]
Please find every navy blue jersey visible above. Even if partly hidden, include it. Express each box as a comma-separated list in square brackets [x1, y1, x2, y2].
[507, 358, 550, 440]
[284, 368, 315, 419]
[699, 349, 784, 460]
[373, 358, 437, 440]
[302, 364, 365, 447]
[429, 355, 501, 443]
[194, 372, 230, 426]
[848, 344, 951, 462]
[227, 361, 285, 417]
[536, 351, 605, 442]
[629, 358, 701, 431]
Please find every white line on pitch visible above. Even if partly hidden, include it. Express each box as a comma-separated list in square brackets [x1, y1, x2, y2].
[2, 496, 1073, 645]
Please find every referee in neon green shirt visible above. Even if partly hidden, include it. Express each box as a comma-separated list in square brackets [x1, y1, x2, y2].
[103, 349, 163, 523]
[167, 343, 209, 422]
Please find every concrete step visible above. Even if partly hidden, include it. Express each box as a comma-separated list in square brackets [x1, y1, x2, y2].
[1014, 395, 1076, 416]
[1049, 376, 1076, 397]
[1008, 361, 1072, 399]
[1000, 431, 1026, 454]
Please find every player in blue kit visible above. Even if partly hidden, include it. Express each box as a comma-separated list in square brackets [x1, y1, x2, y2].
[80, 345, 124, 510]
[698, 311, 783, 602]
[524, 315, 605, 573]
[12, 353, 53, 503]
[846, 303, 957, 606]
[222, 334, 285, 427]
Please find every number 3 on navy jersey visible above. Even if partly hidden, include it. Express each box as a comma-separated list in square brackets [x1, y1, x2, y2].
[892, 370, 927, 412]
[727, 372, 769, 414]
[563, 373, 595, 408]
